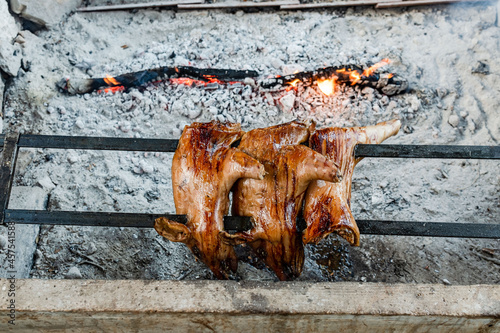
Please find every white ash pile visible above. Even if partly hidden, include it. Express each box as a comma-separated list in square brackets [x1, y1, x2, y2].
[1, 2, 499, 283]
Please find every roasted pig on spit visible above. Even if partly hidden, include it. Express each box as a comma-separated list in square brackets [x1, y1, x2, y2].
[221, 121, 342, 280]
[303, 119, 401, 246]
[154, 121, 265, 279]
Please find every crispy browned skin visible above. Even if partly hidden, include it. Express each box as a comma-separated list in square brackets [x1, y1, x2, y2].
[222, 121, 342, 280]
[154, 121, 265, 279]
[303, 119, 401, 246]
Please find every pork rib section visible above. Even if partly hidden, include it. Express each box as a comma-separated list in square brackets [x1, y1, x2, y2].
[154, 121, 265, 279]
[222, 121, 342, 280]
[303, 119, 401, 246]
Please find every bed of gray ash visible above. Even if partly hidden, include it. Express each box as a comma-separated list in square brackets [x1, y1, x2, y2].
[1, 2, 499, 284]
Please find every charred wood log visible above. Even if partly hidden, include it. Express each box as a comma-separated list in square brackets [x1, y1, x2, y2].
[57, 66, 259, 95]
[57, 63, 407, 96]
[259, 65, 408, 96]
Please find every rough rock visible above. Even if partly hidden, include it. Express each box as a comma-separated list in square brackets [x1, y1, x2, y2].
[448, 114, 460, 128]
[0, 186, 48, 278]
[36, 175, 56, 191]
[278, 93, 295, 113]
[65, 266, 83, 279]
[471, 61, 489, 75]
[10, 0, 81, 28]
[140, 160, 154, 174]
[0, 0, 22, 76]
[0, 1, 19, 39]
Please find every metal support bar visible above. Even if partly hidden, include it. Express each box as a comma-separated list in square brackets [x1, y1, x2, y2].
[17, 135, 179, 152]
[4, 209, 499, 239]
[0, 133, 19, 223]
[355, 144, 499, 159]
[356, 219, 500, 238]
[3, 210, 254, 231]
[3, 134, 498, 159]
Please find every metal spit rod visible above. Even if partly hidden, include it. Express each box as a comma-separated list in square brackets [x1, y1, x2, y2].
[1, 133, 499, 238]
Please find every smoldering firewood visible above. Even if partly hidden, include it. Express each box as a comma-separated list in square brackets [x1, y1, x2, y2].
[259, 65, 408, 96]
[57, 63, 407, 96]
[57, 66, 260, 95]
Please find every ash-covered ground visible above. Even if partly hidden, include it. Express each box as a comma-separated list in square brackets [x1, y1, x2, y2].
[1, 2, 499, 284]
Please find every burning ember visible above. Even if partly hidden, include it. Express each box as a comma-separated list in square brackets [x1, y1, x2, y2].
[97, 74, 126, 93]
[285, 78, 301, 92]
[169, 77, 241, 88]
[317, 78, 336, 96]
[362, 58, 391, 77]
[292, 59, 394, 96]
[98, 86, 125, 94]
[57, 66, 259, 95]
[97, 73, 239, 94]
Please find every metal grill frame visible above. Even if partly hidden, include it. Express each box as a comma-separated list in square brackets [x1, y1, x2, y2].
[1, 133, 499, 239]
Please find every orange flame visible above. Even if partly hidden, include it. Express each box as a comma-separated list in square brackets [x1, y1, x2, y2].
[314, 59, 392, 94]
[285, 78, 301, 92]
[104, 74, 120, 86]
[363, 58, 391, 77]
[169, 77, 240, 88]
[317, 78, 336, 96]
[170, 78, 199, 86]
[349, 71, 361, 85]
[333, 68, 361, 86]
[288, 79, 301, 87]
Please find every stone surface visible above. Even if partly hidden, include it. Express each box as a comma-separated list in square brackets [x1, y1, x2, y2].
[0, 42, 22, 76]
[448, 114, 460, 127]
[65, 266, 83, 279]
[36, 175, 56, 191]
[0, 1, 19, 39]
[0, 186, 48, 278]
[0, 0, 21, 76]
[10, 0, 81, 27]
[0, 280, 498, 332]
[10, 279, 500, 315]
